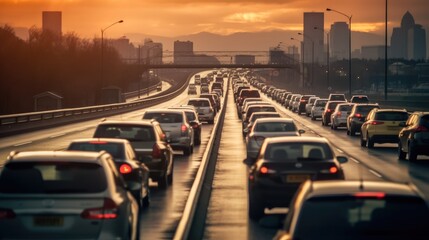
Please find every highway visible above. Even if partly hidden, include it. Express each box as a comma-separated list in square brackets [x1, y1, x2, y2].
[2, 71, 429, 239]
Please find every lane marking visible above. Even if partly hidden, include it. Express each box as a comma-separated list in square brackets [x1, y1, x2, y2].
[350, 158, 360, 164]
[369, 169, 383, 178]
[50, 133, 66, 138]
[336, 148, 344, 153]
[14, 141, 32, 147]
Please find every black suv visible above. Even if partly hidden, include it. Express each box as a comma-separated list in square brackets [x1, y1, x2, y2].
[398, 112, 429, 162]
[347, 103, 380, 136]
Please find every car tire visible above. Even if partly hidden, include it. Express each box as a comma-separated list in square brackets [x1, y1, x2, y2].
[183, 146, 192, 156]
[408, 143, 418, 162]
[142, 189, 150, 209]
[398, 142, 406, 160]
[346, 129, 350, 135]
[249, 194, 264, 220]
[133, 189, 143, 208]
[195, 137, 201, 146]
[158, 173, 168, 189]
[360, 135, 367, 147]
[367, 136, 374, 148]
[168, 169, 173, 185]
[350, 127, 356, 136]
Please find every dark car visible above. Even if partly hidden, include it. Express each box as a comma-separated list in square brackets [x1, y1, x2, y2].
[347, 103, 380, 136]
[297, 95, 316, 115]
[237, 89, 261, 109]
[93, 120, 174, 189]
[211, 82, 223, 96]
[398, 111, 429, 162]
[169, 107, 202, 145]
[274, 180, 429, 240]
[350, 95, 369, 103]
[244, 136, 347, 220]
[67, 138, 150, 208]
[322, 100, 346, 126]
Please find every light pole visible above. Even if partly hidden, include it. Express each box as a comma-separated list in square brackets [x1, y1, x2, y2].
[384, 0, 388, 100]
[327, 8, 352, 96]
[100, 19, 123, 103]
[314, 27, 330, 91]
[291, 37, 304, 88]
[298, 32, 314, 91]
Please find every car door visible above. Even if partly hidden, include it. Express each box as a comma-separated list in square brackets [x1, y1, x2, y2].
[399, 114, 417, 152]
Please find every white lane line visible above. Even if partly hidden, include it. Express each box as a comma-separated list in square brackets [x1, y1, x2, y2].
[350, 158, 360, 164]
[369, 169, 383, 178]
[336, 148, 344, 153]
[50, 133, 66, 138]
[14, 141, 32, 147]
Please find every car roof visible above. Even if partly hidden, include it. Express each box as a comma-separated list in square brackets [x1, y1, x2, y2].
[373, 108, 407, 113]
[97, 120, 156, 126]
[304, 180, 421, 198]
[144, 109, 184, 114]
[189, 97, 210, 101]
[254, 117, 294, 124]
[7, 151, 107, 163]
[264, 136, 329, 144]
[69, 138, 130, 144]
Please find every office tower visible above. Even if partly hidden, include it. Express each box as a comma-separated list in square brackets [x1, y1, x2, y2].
[330, 22, 349, 60]
[174, 41, 193, 64]
[303, 12, 324, 64]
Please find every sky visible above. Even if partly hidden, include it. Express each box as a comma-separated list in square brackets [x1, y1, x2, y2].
[1, 0, 428, 40]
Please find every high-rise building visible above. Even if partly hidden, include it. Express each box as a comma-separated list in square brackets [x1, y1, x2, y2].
[303, 12, 324, 64]
[330, 22, 349, 60]
[361, 45, 390, 60]
[174, 41, 193, 64]
[42, 11, 62, 36]
[391, 11, 426, 60]
[109, 37, 138, 61]
[140, 39, 163, 64]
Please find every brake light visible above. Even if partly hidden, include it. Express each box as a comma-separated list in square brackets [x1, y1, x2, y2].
[336, 112, 342, 117]
[354, 113, 362, 118]
[0, 208, 15, 219]
[329, 166, 338, 174]
[152, 144, 162, 159]
[327, 109, 332, 113]
[119, 163, 132, 174]
[181, 124, 188, 134]
[300, 100, 306, 103]
[370, 121, 384, 125]
[415, 126, 428, 132]
[354, 192, 385, 199]
[81, 198, 118, 219]
[260, 166, 269, 174]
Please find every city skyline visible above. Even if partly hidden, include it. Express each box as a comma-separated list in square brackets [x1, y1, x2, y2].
[1, 0, 428, 40]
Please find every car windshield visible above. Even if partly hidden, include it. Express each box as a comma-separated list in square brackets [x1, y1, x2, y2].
[315, 100, 327, 107]
[294, 196, 429, 239]
[94, 125, 155, 142]
[188, 100, 210, 107]
[375, 112, 408, 121]
[255, 122, 296, 132]
[68, 142, 125, 160]
[265, 142, 333, 161]
[339, 105, 353, 111]
[144, 112, 183, 123]
[0, 162, 107, 194]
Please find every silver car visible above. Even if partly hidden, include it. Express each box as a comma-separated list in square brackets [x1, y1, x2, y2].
[0, 151, 140, 240]
[305, 96, 320, 116]
[188, 98, 215, 124]
[331, 103, 355, 130]
[310, 98, 328, 120]
[142, 109, 194, 155]
[246, 118, 305, 160]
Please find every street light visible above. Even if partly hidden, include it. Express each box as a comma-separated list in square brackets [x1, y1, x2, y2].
[100, 19, 123, 103]
[314, 27, 330, 90]
[291, 37, 305, 88]
[326, 8, 352, 97]
[298, 32, 314, 91]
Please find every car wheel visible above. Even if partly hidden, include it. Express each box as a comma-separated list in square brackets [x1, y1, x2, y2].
[249, 194, 264, 220]
[183, 146, 192, 156]
[133, 189, 143, 208]
[367, 135, 374, 148]
[346, 129, 350, 135]
[350, 127, 356, 136]
[168, 169, 173, 185]
[360, 134, 367, 147]
[398, 142, 406, 160]
[408, 143, 418, 162]
[142, 189, 150, 209]
[158, 173, 168, 189]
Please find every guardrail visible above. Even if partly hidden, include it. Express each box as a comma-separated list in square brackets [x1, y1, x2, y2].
[0, 77, 190, 137]
[174, 78, 230, 240]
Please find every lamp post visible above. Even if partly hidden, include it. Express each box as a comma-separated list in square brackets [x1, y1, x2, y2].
[100, 20, 123, 103]
[298, 32, 314, 91]
[291, 37, 304, 88]
[327, 8, 352, 96]
[384, 0, 388, 100]
[314, 27, 330, 91]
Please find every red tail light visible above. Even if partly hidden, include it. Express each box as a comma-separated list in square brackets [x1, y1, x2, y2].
[0, 208, 15, 219]
[415, 126, 428, 132]
[370, 121, 384, 125]
[119, 163, 132, 174]
[336, 112, 342, 117]
[354, 113, 362, 118]
[260, 166, 269, 174]
[329, 166, 338, 174]
[81, 198, 118, 219]
[354, 192, 385, 199]
[327, 109, 332, 113]
[181, 124, 187, 132]
[152, 144, 162, 159]
[300, 100, 306, 103]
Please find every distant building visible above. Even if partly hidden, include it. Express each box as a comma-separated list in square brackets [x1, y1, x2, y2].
[235, 55, 255, 65]
[391, 11, 426, 60]
[42, 11, 62, 36]
[330, 22, 348, 60]
[361, 45, 390, 60]
[109, 37, 137, 61]
[140, 39, 163, 64]
[287, 46, 300, 62]
[303, 12, 324, 64]
[174, 41, 193, 64]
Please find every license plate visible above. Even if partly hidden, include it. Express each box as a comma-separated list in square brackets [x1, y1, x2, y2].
[165, 131, 171, 138]
[285, 175, 310, 183]
[34, 216, 64, 227]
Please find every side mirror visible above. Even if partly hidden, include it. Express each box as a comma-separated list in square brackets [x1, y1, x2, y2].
[126, 181, 142, 191]
[337, 156, 348, 164]
[298, 129, 306, 135]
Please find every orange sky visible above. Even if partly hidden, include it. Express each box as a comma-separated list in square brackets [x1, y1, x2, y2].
[1, 0, 428, 39]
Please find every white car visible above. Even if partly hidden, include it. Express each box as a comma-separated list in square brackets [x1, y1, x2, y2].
[331, 103, 355, 130]
[305, 96, 320, 116]
[310, 98, 328, 120]
[187, 98, 215, 124]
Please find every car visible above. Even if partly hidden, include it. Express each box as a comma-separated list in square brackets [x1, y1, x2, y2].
[245, 118, 305, 159]
[241, 101, 272, 120]
[200, 85, 210, 94]
[211, 82, 223, 96]
[200, 93, 220, 112]
[142, 109, 194, 155]
[242, 104, 277, 131]
[328, 93, 347, 102]
[297, 95, 316, 115]
[236, 89, 261, 109]
[274, 180, 429, 240]
[360, 108, 409, 148]
[67, 138, 150, 208]
[346, 103, 380, 136]
[93, 120, 174, 189]
[244, 136, 347, 220]
[305, 96, 319, 116]
[322, 100, 347, 126]
[187, 98, 215, 124]
[188, 83, 197, 94]
[310, 98, 328, 120]
[239, 97, 262, 114]
[398, 111, 429, 162]
[330, 103, 355, 130]
[290, 95, 302, 112]
[242, 112, 281, 137]
[194, 74, 201, 85]
[169, 107, 202, 145]
[0, 151, 140, 240]
[350, 95, 369, 103]
[212, 89, 223, 98]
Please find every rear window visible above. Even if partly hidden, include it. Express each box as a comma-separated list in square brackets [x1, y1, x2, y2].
[0, 162, 107, 194]
[339, 105, 353, 112]
[94, 125, 155, 142]
[330, 95, 346, 101]
[250, 113, 281, 122]
[294, 196, 429, 239]
[265, 142, 333, 161]
[188, 100, 210, 107]
[328, 102, 341, 109]
[185, 112, 196, 121]
[241, 90, 260, 98]
[356, 105, 379, 114]
[419, 115, 429, 128]
[255, 122, 297, 132]
[375, 112, 408, 121]
[315, 100, 328, 107]
[143, 112, 183, 123]
[68, 142, 125, 160]
[351, 96, 369, 103]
